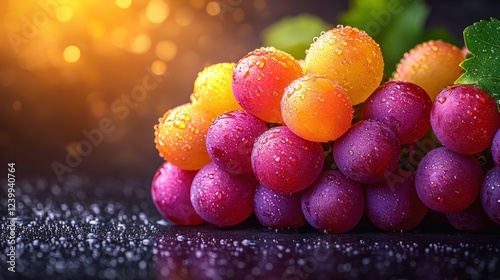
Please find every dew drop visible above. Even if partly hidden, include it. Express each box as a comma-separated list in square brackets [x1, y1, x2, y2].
[257, 60, 265, 69]
[174, 120, 186, 129]
[274, 156, 281, 162]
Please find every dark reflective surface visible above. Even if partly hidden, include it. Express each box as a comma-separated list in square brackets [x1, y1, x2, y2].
[1, 176, 499, 280]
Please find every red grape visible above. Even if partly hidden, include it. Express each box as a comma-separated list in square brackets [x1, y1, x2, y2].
[364, 171, 428, 231]
[190, 162, 257, 227]
[415, 147, 483, 213]
[251, 126, 324, 194]
[206, 110, 268, 174]
[333, 120, 401, 184]
[431, 84, 500, 155]
[361, 81, 432, 144]
[481, 166, 500, 225]
[301, 170, 364, 233]
[151, 162, 204, 226]
[253, 184, 306, 229]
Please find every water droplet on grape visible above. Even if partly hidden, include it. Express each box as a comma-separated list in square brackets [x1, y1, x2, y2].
[174, 120, 187, 129]
[335, 49, 343, 55]
[274, 156, 281, 162]
[256, 60, 265, 69]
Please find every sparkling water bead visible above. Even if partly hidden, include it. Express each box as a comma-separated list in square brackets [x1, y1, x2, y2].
[305, 25, 384, 105]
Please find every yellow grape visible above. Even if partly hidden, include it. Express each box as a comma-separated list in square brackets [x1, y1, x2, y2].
[305, 25, 384, 105]
[393, 40, 465, 101]
[281, 74, 353, 142]
[190, 62, 243, 116]
[154, 103, 215, 170]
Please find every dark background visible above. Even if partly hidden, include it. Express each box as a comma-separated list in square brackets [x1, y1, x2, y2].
[1, 0, 499, 182]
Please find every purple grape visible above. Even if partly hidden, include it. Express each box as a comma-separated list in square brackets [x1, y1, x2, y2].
[333, 120, 401, 184]
[361, 81, 432, 144]
[481, 166, 500, 224]
[415, 147, 483, 213]
[190, 162, 257, 227]
[491, 128, 500, 168]
[253, 184, 306, 229]
[151, 161, 204, 226]
[431, 84, 500, 155]
[251, 126, 324, 194]
[301, 170, 364, 233]
[364, 170, 428, 231]
[446, 199, 499, 232]
[206, 110, 268, 174]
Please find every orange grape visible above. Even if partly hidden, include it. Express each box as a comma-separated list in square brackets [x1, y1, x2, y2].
[281, 74, 353, 142]
[393, 40, 465, 101]
[190, 62, 243, 116]
[305, 25, 384, 105]
[154, 103, 215, 170]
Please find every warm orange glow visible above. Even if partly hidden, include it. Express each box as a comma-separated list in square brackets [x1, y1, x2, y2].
[110, 27, 130, 49]
[174, 7, 194, 26]
[87, 20, 105, 39]
[190, 0, 205, 9]
[63, 45, 81, 63]
[146, 0, 169, 24]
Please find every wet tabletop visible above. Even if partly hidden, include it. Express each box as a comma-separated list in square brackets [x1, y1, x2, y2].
[1, 175, 499, 280]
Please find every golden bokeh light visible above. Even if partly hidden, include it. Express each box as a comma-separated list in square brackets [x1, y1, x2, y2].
[130, 33, 151, 54]
[87, 20, 106, 39]
[155, 40, 177, 61]
[206, 1, 221, 16]
[56, 6, 73, 22]
[116, 0, 132, 9]
[63, 45, 81, 63]
[151, 59, 168, 75]
[110, 27, 130, 49]
[146, 0, 169, 24]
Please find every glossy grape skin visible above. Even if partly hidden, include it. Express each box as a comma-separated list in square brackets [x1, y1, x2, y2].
[190, 162, 257, 227]
[206, 110, 268, 174]
[281, 74, 353, 142]
[301, 170, 364, 234]
[151, 162, 204, 226]
[253, 184, 306, 229]
[251, 126, 324, 194]
[190, 62, 243, 116]
[333, 120, 401, 184]
[154, 103, 215, 170]
[393, 40, 465, 101]
[446, 199, 499, 232]
[305, 25, 384, 105]
[415, 147, 483, 213]
[481, 166, 500, 224]
[232, 47, 303, 123]
[490, 129, 500, 168]
[364, 171, 428, 231]
[361, 81, 432, 144]
[431, 85, 500, 155]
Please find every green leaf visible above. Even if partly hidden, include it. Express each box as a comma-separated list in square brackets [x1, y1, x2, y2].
[261, 13, 333, 60]
[456, 18, 500, 102]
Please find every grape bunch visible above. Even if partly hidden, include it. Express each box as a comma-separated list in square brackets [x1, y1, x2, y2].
[152, 25, 500, 233]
